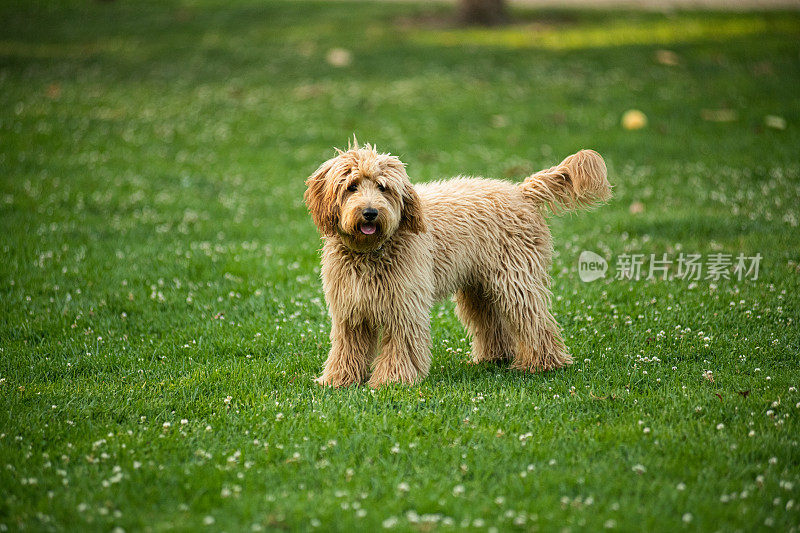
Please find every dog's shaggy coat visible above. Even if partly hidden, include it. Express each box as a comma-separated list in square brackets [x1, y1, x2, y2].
[305, 143, 611, 387]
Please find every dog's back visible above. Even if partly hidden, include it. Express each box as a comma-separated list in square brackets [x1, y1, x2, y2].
[415, 177, 552, 300]
[414, 150, 610, 299]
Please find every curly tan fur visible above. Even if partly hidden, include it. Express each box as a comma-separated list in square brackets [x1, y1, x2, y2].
[305, 142, 611, 387]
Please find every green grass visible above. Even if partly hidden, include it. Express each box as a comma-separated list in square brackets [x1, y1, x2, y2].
[1, 0, 799, 531]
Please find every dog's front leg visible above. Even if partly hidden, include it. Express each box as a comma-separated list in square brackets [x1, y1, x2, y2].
[368, 314, 431, 388]
[316, 319, 376, 387]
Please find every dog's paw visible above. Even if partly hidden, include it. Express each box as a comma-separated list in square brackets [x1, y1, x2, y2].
[314, 375, 341, 387]
[314, 374, 359, 388]
[469, 353, 511, 365]
[366, 377, 385, 389]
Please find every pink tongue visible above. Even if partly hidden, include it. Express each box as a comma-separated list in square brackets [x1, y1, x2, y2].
[360, 224, 376, 235]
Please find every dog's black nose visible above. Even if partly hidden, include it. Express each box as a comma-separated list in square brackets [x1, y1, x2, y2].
[363, 208, 378, 221]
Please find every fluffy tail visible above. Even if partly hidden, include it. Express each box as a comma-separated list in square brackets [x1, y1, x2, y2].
[521, 149, 611, 214]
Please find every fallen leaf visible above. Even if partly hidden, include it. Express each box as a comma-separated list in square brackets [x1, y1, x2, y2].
[174, 7, 194, 22]
[655, 49, 679, 66]
[491, 114, 509, 128]
[326, 48, 352, 67]
[622, 109, 647, 130]
[701, 109, 738, 122]
[751, 61, 773, 76]
[46, 83, 61, 99]
[764, 115, 786, 130]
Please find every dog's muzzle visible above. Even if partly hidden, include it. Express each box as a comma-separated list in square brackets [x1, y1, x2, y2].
[360, 208, 378, 235]
[359, 223, 377, 235]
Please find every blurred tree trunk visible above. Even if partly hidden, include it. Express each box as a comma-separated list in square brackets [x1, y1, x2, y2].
[458, 0, 507, 25]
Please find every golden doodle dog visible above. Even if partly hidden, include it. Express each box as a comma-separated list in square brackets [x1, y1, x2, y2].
[304, 142, 611, 388]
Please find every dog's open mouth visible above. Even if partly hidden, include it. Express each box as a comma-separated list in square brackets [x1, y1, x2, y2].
[359, 223, 377, 235]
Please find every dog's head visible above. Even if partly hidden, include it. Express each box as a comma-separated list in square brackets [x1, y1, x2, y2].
[304, 142, 425, 252]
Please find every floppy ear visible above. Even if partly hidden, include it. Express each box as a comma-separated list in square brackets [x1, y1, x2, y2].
[399, 185, 426, 234]
[304, 158, 339, 236]
[380, 155, 425, 235]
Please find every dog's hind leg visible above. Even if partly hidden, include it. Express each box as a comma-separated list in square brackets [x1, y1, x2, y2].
[509, 308, 571, 372]
[493, 275, 571, 372]
[316, 319, 377, 387]
[455, 286, 513, 363]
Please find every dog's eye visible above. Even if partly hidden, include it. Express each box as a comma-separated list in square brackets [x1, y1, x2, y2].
[377, 184, 386, 192]
[347, 184, 358, 192]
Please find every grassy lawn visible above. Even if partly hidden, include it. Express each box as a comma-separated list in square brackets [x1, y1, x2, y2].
[1, 0, 799, 531]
